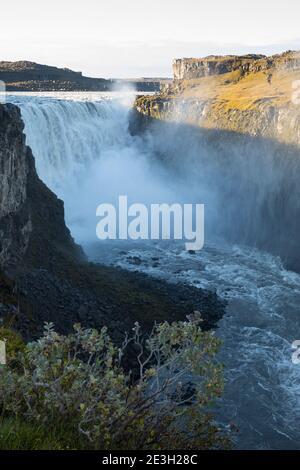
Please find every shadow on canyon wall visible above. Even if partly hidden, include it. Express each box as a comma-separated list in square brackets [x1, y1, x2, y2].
[130, 110, 300, 272]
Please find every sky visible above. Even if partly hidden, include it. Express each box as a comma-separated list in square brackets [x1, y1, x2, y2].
[1, 0, 300, 78]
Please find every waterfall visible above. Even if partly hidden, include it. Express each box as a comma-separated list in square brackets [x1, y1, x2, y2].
[10, 94, 180, 243]
[19, 98, 131, 188]
[6, 92, 300, 449]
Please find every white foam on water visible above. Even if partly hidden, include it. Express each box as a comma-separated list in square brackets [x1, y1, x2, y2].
[104, 241, 300, 449]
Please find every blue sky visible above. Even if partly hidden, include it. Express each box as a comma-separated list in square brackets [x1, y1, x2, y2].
[1, 0, 300, 77]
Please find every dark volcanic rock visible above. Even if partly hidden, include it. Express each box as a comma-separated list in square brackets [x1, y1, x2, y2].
[15, 265, 225, 343]
[0, 103, 83, 270]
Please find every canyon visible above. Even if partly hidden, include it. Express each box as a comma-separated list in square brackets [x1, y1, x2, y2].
[132, 51, 300, 270]
[0, 101, 223, 343]
[1, 52, 300, 447]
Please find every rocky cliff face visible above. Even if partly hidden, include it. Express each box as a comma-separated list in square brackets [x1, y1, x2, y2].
[132, 51, 300, 271]
[136, 51, 300, 147]
[135, 95, 300, 147]
[0, 103, 83, 270]
[173, 54, 265, 80]
[172, 51, 300, 80]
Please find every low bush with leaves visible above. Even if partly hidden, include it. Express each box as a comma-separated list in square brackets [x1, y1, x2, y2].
[0, 313, 229, 450]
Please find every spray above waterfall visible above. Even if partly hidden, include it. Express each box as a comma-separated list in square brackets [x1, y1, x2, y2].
[10, 93, 190, 245]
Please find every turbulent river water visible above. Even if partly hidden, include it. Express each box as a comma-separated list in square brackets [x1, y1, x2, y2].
[7, 92, 300, 450]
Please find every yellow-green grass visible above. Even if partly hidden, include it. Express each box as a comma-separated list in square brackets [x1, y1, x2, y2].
[170, 69, 300, 111]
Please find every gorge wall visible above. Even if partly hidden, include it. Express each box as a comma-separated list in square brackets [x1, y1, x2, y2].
[137, 51, 300, 147]
[172, 51, 300, 80]
[0, 103, 83, 271]
[132, 51, 300, 270]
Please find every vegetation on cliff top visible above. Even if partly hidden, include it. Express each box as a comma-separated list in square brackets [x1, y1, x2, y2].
[177, 68, 300, 111]
[135, 51, 300, 144]
[137, 64, 299, 112]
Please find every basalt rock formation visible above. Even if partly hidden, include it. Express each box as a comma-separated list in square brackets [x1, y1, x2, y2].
[0, 103, 83, 271]
[172, 54, 266, 80]
[172, 51, 300, 80]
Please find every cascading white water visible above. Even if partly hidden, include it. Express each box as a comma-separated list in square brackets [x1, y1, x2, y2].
[7, 92, 300, 449]
[89, 238, 300, 449]
[20, 98, 131, 186]
[9, 93, 182, 242]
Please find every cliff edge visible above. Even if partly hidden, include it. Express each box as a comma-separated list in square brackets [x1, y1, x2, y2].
[172, 52, 300, 80]
[135, 51, 300, 146]
[0, 61, 163, 92]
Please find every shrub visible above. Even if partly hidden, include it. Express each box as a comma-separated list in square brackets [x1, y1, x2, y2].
[0, 327, 25, 365]
[0, 313, 229, 450]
